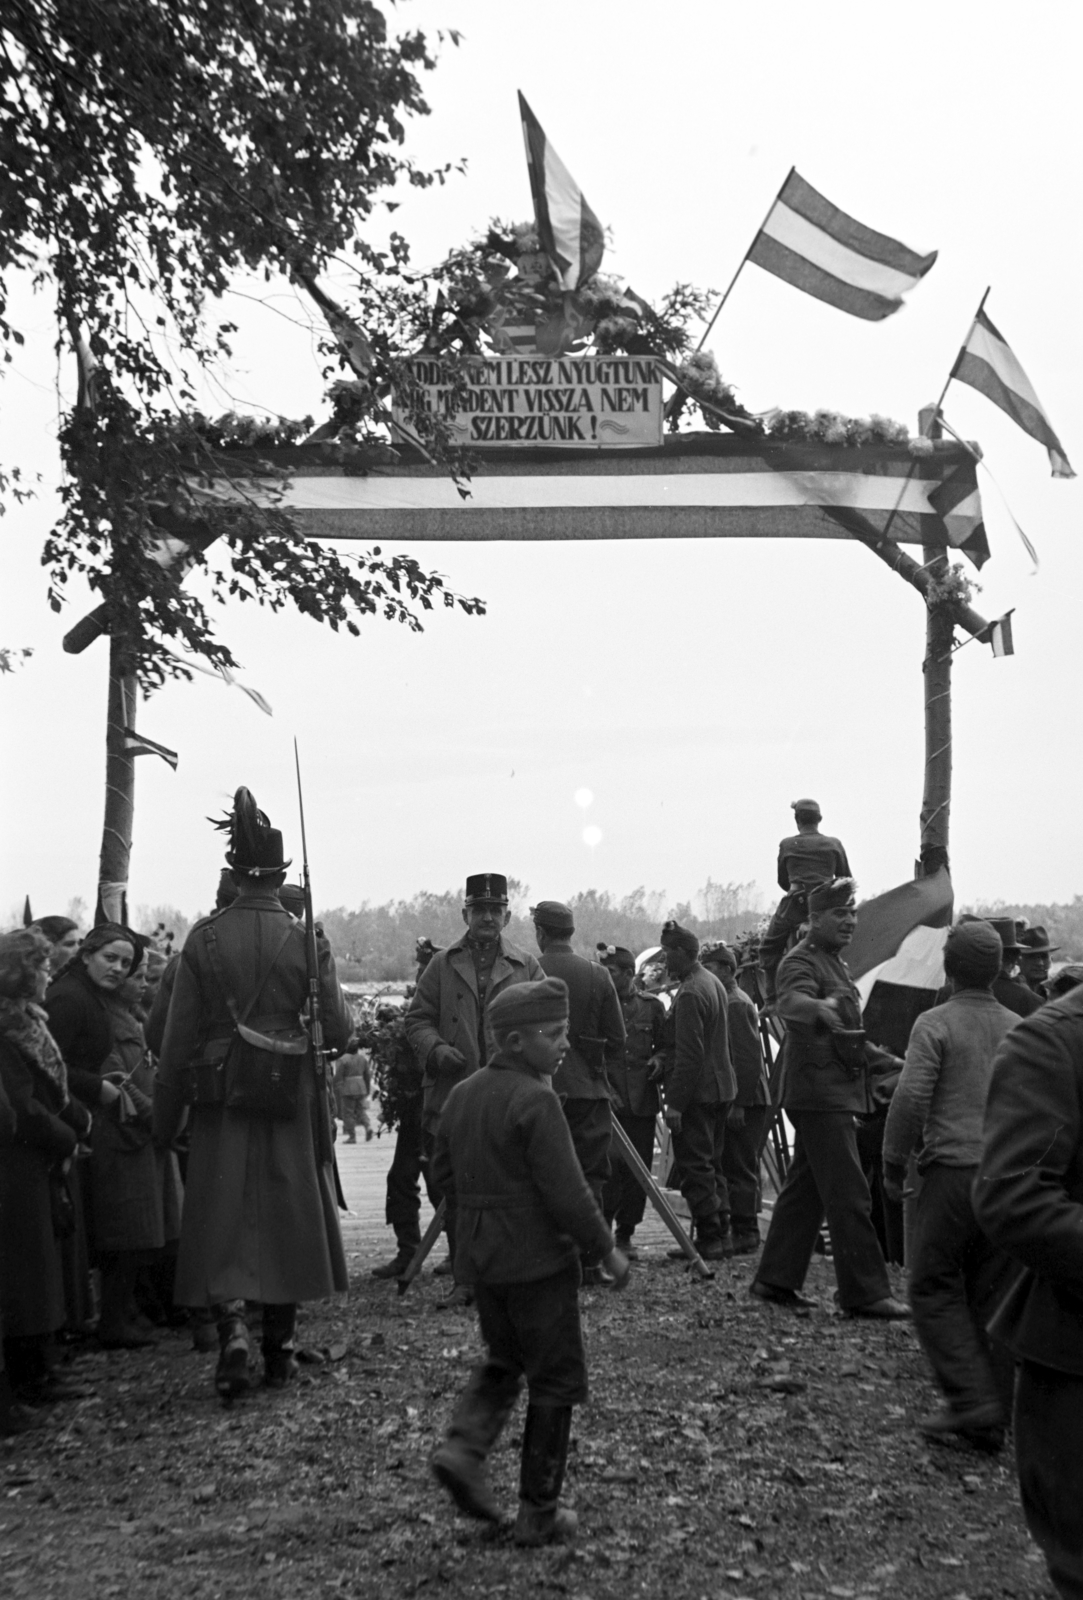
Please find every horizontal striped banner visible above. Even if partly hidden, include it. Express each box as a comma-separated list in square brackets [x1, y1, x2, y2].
[953, 310, 1074, 478]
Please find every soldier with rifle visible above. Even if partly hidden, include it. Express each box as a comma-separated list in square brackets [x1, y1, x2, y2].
[153, 783, 351, 1402]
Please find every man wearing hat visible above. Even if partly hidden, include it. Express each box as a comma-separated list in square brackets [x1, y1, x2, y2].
[1018, 926, 1059, 1001]
[883, 920, 1020, 1449]
[430, 976, 628, 1544]
[751, 879, 909, 1318]
[598, 945, 666, 1257]
[658, 921, 736, 1261]
[405, 875, 543, 1303]
[701, 943, 771, 1254]
[987, 918, 1043, 1018]
[531, 903, 625, 1282]
[155, 788, 352, 1400]
[760, 800, 851, 1000]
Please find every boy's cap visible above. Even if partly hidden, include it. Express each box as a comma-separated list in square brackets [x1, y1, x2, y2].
[489, 977, 569, 1030]
[701, 941, 737, 970]
[530, 900, 575, 934]
[598, 943, 635, 971]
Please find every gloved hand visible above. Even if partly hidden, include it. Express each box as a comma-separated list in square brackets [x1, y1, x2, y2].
[664, 1107, 683, 1133]
[431, 1044, 466, 1073]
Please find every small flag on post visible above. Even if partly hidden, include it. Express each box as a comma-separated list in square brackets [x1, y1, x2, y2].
[747, 170, 937, 321]
[980, 611, 1015, 659]
[123, 728, 179, 769]
[518, 92, 604, 291]
[951, 309, 1075, 478]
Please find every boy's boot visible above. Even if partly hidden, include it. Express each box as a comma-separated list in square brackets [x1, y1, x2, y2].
[513, 1403, 578, 1546]
[431, 1360, 520, 1522]
[213, 1300, 251, 1401]
[261, 1303, 299, 1389]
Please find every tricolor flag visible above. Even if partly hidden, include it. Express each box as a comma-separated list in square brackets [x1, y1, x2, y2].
[123, 728, 179, 770]
[951, 308, 1075, 478]
[848, 869, 954, 1055]
[926, 460, 990, 569]
[980, 610, 1015, 659]
[747, 169, 937, 322]
[518, 93, 604, 291]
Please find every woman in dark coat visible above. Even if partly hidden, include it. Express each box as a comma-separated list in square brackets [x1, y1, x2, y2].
[45, 924, 155, 1349]
[0, 929, 91, 1408]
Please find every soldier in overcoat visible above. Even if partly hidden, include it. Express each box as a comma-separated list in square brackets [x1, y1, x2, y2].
[598, 944, 665, 1257]
[702, 942, 771, 1254]
[154, 789, 350, 1400]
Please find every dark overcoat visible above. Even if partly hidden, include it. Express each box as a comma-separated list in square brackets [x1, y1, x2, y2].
[776, 937, 898, 1114]
[432, 1055, 613, 1285]
[608, 990, 666, 1118]
[537, 944, 625, 1101]
[404, 933, 543, 1129]
[0, 1036, 79, 1337]
[90, 995, 167, 1254]
[975, 983, 1083, 1375]
[155, 891, 351, 1307]
[45, 962, 115, 1110]
[726, 986, 770, 1107]
[664, 963, 735, 1112]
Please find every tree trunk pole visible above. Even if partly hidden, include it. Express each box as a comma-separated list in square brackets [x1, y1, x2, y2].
[96, 634, 136, 925]
[920, 543, 953, 877]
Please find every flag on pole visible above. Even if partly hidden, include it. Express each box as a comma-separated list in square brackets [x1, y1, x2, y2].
[122, 728, 179, 770]
[980, 610, 1015, 658]
[518, 93, 604, 291]
[747, 170, 937, 321]
[297, 272, 375, 379]
[951, 308, 1075, 478]
[926, 459, 990, 569]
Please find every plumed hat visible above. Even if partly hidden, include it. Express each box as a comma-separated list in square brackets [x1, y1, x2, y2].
[985, 916, 1020, 954]
[597, 943, 635, 972]
[944, 920, 1003, 981]
[211, 787, 290, 876]
[808, 877, 857, 914]
[791, 797, 822, 818]
[660, 920, 700, 958]
[464, 873, 508, 905]
[488, 976, 570, 1031]
[1019, 925, 1059, 956]
[531, 900, 575, 934]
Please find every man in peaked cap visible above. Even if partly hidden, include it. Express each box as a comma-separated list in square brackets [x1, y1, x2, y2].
[751, 878, 909, 1318]
[531, 903, 625, 1284]
[405, 873, 543, 1306]
[599, 944, 666, 1258]
[760, 799, 852, 1002]
[987, 918, 1043, 1019]
[154, 787, 352, 1401]
[1018, 926, 1059, 1001]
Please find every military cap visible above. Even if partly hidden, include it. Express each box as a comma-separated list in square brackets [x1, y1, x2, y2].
[944, 920, 1003, 981]
[1019, 925, 1060, 955]
[985, 916, 1021, 954]
[415, 936, 442, 968]
[807, 877, 857, 914]
[489, 976, 570, 1030]
[660, 919, 700, 957]
[597, 943, 635, 971]
[279, 883, 306, 919]
[531, 900, 575, 934]
[701, 941, 737, 970]
[464, 873, 508, 905]
[791, 797, 822, 818]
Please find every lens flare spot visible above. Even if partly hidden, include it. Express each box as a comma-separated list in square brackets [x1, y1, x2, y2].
[574, 788, 594, 809]
[582, 825, 603, 848]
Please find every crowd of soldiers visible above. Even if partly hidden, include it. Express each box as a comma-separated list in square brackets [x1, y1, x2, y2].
[1, 788, 1081, 1586]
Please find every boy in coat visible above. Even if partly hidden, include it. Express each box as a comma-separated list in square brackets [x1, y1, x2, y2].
[430, 977, 629, 1545]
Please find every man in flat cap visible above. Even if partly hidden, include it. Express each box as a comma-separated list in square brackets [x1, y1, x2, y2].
[883, 921, 1020, 1448]
[701, 942, 772, 1254]
[658, 920, 736, 1260]
[406, 874, 543, 1305]
[598, 945, 666, 1257]
[431, 977, 628, 1545]
[987, 918, 1043, 1019]
[760, 800, 851, 1002]
[1018, 926, 1059, 1001]
[751, 878, 909, 1318]
[532, 903, 625, 1283]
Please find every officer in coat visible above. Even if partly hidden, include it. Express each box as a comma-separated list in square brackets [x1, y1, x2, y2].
[751, 879, 909, 1318]
[405, 873, 543, 1305]
[154, 789, 351, 1401]
[598, 945, 665, 1258]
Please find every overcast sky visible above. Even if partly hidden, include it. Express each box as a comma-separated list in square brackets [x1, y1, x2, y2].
[2, 0, 1081, 927]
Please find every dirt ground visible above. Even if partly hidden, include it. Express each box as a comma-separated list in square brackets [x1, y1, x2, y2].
[1, 1239, 1055, 1600]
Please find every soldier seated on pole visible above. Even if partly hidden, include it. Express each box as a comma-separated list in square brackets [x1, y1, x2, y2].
[404, 873, 543, 1310]
[760, 799, 851, 1002]
[153, 788, 351, 1402]
[598, 944, 665, 1261]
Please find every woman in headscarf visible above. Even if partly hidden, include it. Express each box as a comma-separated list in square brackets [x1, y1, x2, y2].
[0, 929, 93, 1418]
[45, 924, 160, 1349]
[31, 916, 82, 975]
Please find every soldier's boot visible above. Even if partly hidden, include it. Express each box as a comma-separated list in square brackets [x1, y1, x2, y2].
[731, 1216, 762, 1255]
[696, 1212, 735, 1262]
[431, 1360, 520, 1522]
[614, 1230, 639, 1260]
[261, 1303, 299, 1389]
[372, 1226, 420, 1280]
[667, 1219, 697, 1260]
[213, 1301, 252, 1401]
[513, 1403, 578, 1546]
